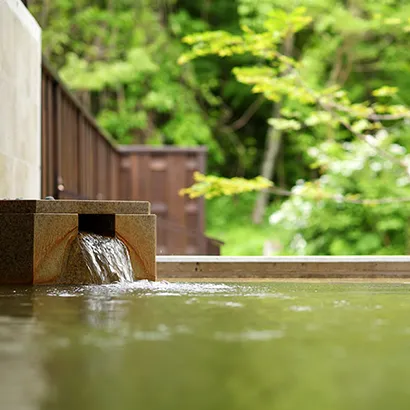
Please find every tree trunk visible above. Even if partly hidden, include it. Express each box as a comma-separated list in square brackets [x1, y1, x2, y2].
[252, 103, 282, 224]
[252, 32, 294, 224]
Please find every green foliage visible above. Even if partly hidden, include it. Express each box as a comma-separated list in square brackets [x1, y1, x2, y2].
[206, 193, 284, 255]
[180, 7, 311, 64]
[181, 172, 272, 199]
[180, 2, 410, 255]
[60, 48, 158, 91]
[30, 0, 217, 151]
[29, 0, 282, 179]
[29, 0, 410, 255]
[269, 132, 410, 255]
[180, 7, 410, 137]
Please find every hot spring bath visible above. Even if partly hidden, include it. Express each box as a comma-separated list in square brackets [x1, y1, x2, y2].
[1, 280, 410, 410]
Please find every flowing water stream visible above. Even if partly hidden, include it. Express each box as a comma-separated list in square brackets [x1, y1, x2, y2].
[78, 233, 134, 283]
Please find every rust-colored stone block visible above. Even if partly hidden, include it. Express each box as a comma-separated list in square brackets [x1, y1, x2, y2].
[0, 200, 157, 285]
[33, 214, 78, 284]
[116, 214, 157, 281]
[60, 237, 94, 285]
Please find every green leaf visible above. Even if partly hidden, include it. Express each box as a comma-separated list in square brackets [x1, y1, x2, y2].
[372, 86, 398, 97]
[268, 118, 302, 131]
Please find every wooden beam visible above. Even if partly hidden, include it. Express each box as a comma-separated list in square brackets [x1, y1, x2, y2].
[157, 256, 410, 279]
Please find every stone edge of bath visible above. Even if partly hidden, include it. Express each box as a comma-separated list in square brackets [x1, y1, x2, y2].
[0, 200, 151, 215]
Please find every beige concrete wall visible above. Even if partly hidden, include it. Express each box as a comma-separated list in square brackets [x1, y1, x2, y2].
[0, 0, 41, 199]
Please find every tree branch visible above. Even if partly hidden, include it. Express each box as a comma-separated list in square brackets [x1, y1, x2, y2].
[229, 95, 265, 130]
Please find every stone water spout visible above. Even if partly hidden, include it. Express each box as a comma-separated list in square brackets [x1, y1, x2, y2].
[0, 200, 156, 284]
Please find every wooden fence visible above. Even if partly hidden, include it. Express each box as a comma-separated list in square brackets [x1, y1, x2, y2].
[42, 61, 121, 200]
[41, 60, 222, 255]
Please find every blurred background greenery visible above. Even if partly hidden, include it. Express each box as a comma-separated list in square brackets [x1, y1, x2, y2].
[28, 0, 410, 256]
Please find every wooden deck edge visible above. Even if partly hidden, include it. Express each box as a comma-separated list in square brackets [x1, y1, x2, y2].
[161, 278, 410, 283]
[156, 256, 410, 279]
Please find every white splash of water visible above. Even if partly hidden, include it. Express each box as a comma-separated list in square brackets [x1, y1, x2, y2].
[333, 300, 349, 308]
[46, 281, 235, 298]
[289, 305, 312, 312]
[208, 301, 243, 308]
[91, 280, 233, 295]
[78, 233, 134, 284]
[214, 329, 284, 342]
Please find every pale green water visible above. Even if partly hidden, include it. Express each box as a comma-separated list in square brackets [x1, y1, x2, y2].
[1, 281, 410, 410]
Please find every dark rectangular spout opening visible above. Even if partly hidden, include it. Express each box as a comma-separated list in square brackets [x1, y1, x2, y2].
[78, 214, 115, 237]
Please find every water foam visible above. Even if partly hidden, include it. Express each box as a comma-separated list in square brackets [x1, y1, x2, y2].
[46, 281, 234, 298]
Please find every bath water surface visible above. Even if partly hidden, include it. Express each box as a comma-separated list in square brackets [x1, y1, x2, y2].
[1, 281, 410, 410]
